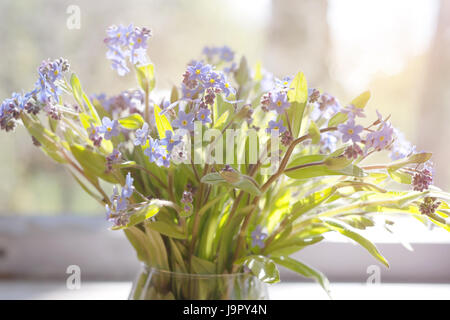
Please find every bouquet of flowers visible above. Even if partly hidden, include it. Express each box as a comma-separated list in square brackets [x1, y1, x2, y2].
[1, 24, 449, 299]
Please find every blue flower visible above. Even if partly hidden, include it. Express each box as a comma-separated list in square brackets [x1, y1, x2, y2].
[365, 122, 394, 151]
[343, 104, 366, 118]
[99, 117, 120, 140]
[320, 132, 338, 153]
[106, 24, 134, 46]
[202, 46, 219, 60]
[338, 118, 364, 143]
[197, 108, 212, 125]
[276, 76, 293, 88]
[156, 149, 171, 168]
[104, 25, 151, 76]
[219, 46, 234, 62]
[181, 84, 200, 100]
[129, 47, 148, 65]
[269, 91, 290, 114]
[122, 172, 135, 199]
[115, 195, 129, 212]
[219, 74, 236, 97]
[202, 71, 222, 89]
[266, 120, 286, 134]
[251, 226, 267, 248]
[172, 111, 195, 131]
[144, 137, 164, 163]
[160, 130, 181, 152]
[131, 27, 151, 50]
[187, 61, 212, 82]
[110, 58, 130, 77]
[389, 128, 416, 161]
[134, 122, 149, 146]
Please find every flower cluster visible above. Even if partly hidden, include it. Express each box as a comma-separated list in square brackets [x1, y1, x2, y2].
[0, 58, 70, 132]
[106, 172, 135, 226]
[104, 24, 152, 76]
[419, 197, 441, 216]
[93, 89, 145, 116]
[141, 129, 182, 168]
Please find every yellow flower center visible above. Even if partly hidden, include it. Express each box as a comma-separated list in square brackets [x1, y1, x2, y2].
[54, 70, 59, 76]
[277, 101, 282, 107]
[283, 81, 288, 85]
[170, 139, 174, 144]
[379, 136, 385, 142]
[196, 69, 201, 74]
[209, 79, 215, 84]
[225, 83, 229, 88]
[348, 129, 354, 135]
[107, 127, 112, 132]
[137, 38, 142, 43]
[152, 148, 155, 152]
[274, 126, 279, 130]
[201, 114, 205, 119]
[182, 120, 187, 126]
[117, 33, 121, 38]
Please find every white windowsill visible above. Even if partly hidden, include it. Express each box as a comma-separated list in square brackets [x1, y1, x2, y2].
[1, 281, 449, 300]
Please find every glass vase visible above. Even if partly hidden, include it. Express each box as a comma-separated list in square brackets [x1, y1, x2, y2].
[129, 264, 269, 300]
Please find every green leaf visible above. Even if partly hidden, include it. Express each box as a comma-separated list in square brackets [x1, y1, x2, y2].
[191, 256, 216, 274]
[388, 168, 412, 184]
[234, 56, 250, 87]
[290, 188, 336, 220]
[328, 112, 348, 127]
[287, 72, 308, 104]
[285, 155, 365, 180]
[154, 104, 173, 139]
[118, 114, 145, 130]
[201, 172, 261, 196]
[351, 91, 371, 109]
[233, 176, 262, 196]
[236, 255, 280, 284]
[272, 257, 330, 297]
[145, 221, 187, 239]
[322, 218, 389, 268]
[21, 113, 66, 164]
[170, 85, 179, 103]
[123, 226, 153, 264]
[70, 144, 117, 184]
[213, 110, 229, 129]
[71, 73, 101, 124]
[287, 72, 308, 138]
[388, 152, 432, 171]
[70, 73, 84, 109]
[324, 156, 352, 170]
[200, 172, 225, 185]
[308, 121, 321, 144]
[135, 63, 155, 93]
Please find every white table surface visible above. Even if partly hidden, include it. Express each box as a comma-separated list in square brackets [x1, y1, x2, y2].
[0, 281, 449, 300]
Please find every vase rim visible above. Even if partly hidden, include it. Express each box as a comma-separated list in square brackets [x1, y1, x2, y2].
[141, 263, 252, 279]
